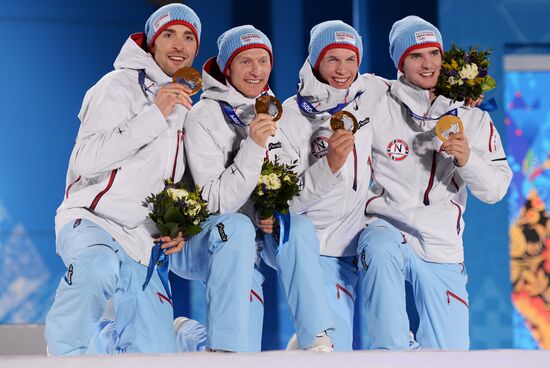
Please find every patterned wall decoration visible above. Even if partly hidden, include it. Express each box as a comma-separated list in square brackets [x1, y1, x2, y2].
[506, 67, 550, 349]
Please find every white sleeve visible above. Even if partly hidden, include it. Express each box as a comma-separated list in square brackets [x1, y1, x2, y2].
[184, 111, 265, 213]
[289, 156, 344, 213]
[455, 112, 512, 204]
[71, 85, 168, 177]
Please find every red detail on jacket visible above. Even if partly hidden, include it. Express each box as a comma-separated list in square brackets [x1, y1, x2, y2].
[66, 176, 81, 199]
[450, 200, 462, 235]
[423, 151, 437, 205]
[89, 169, 118, 211]
[447, 290, 468, 308]
[336, 283, 354, 301]
[488, 121, 495, 153]
[250, 289, 264, 304]
[171, 130, 184, 181]
[365, 188, 385, 215]
[157, 292, 173, 306]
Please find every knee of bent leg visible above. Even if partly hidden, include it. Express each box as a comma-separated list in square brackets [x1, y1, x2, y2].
[358, 221, 403, 262]
[286, 214, 317, 250]
[70, 247, 119, 291]
[211, 213, 256, 253]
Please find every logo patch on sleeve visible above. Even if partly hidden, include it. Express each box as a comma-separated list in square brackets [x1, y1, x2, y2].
[386, 139, 409, 161]
[414, 30, 437, 43]
[216, 223, 228, 242]
[334, 31, 356, 45]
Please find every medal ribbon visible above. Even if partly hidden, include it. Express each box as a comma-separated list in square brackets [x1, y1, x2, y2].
[405, 105, 458, 121]
[273, 210, 291, 247]
[296, 91, 363, 116]
[143, 241, 171, 300]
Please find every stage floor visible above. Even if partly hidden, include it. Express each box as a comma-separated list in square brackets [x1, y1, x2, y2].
[2, 349, 549, 368]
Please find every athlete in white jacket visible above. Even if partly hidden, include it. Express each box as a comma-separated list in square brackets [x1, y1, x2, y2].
[278, 21, 388, 350]
[358, 16, 512, 350]
[46, 4, 257, 354]
[182, 25, 334, 351]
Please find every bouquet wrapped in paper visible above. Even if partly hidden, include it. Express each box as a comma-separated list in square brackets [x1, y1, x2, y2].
[250, 156, 300, 220]
[435, 44, 496, 102]
[144, 179, 211, 238]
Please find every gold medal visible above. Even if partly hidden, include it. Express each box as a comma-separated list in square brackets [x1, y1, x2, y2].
[255, 95, 283, 122]
[330, 111, 358, 134]
[435, 115, 464, 142]
[172, 67, 202, 96]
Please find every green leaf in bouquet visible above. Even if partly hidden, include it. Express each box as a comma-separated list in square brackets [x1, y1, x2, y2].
[164, 205, 185, 224]
[258, 208, 274, 219]
[166, 222, 180, 239]
[184, 224, 203, 237]
[481, 75, 496, 92]
[156, 222, 171, 237]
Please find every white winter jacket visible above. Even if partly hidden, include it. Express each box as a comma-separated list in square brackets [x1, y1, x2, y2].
[55, 33, 187, 264]
[183, 58, 279, 221]
[278, 60, 388, 257]
[365, 75, 512, 263]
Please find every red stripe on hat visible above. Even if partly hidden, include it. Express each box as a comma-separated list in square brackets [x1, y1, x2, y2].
[149, 20, 200, 56]
[398, 42, 442, 71]
[223, 44, 273, 76]
[314, 43, 360, 71]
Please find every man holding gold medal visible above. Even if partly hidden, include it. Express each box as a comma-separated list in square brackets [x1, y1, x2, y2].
[182, 25, 334, 351]
[358, 16, 512, 349]
[277, 20, 389, 350]
[45, 3, 205, 355]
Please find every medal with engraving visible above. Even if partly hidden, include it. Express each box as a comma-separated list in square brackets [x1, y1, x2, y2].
[172, 67, 202, 96]
[330, 111, 358, 134]
[435, 115, 464, 142]
[255, 95, 283, 122]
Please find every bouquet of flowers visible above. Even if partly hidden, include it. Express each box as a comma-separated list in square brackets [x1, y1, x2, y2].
[143, 179, 211, 238]
[435, 44, 496, 102]
[250, 156, 300, 219]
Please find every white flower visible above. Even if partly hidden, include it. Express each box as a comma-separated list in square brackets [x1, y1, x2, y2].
[459, 63, 478, 80]
[283, 175, 291, 182]
[167, 188, 189, 201]
[257, 188, 264, 196]
[267, 173, 281, 190]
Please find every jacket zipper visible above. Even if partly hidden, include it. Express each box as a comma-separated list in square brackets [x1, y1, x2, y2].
[89, 169, 118, 211]
[423, 151, 437, 205]
[170, 130, 183, 181]
[450, 200, 462, 235]
[65, 175, 81, 199]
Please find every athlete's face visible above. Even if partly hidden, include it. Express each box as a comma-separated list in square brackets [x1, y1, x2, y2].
[227, 48, 272, 98]
[150, 24, 197, 77]
[317, 48, 359, 90]
[401, 46, 442, 90]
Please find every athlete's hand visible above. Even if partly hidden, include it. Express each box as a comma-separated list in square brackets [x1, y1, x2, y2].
[326, 129, 355, 173]
[465, 94, 484, 108]
[441, 132, 470, 167]
[258, 216, 276, 234]
[155, 83, 193, 118]
[157, 232, 186, 255]
[249, 113, 278, 148]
